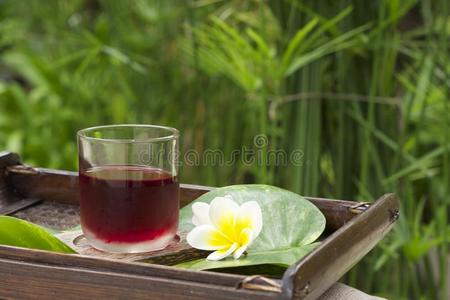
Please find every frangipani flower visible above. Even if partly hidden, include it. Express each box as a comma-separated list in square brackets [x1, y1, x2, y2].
[186, 195, 263, 261]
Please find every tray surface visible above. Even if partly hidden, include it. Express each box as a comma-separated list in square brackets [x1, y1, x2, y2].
[13, 200, 79, 230]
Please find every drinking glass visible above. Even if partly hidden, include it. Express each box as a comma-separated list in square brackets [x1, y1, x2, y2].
[77, 125, 179, 253]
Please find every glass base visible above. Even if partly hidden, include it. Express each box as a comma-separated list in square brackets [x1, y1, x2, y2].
[82, 227, 175, 253]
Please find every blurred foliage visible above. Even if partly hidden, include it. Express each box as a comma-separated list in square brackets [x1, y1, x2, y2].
[0, 0, 449, 299]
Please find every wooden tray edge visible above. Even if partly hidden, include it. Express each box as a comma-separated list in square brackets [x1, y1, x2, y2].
[281, 193, 400, 299]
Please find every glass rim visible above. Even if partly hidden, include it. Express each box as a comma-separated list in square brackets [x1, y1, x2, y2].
[77, 124, 179, 143]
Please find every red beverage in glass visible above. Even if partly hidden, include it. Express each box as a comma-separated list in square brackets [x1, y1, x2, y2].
[78, 124, 179, 253]
[79, 165, 179, 253]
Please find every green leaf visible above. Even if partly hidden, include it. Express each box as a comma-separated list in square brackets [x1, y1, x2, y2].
[0, 216, 76, 254]
[177, 243, 319, 271]
[177, 185, 325, 270]
[280, 18, 319, 74]
[245, 28, 271, 59]
[284, 23, 370, 76]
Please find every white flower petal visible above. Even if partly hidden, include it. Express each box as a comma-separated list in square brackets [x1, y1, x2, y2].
[239, 227, 253, 246]
[233, 244, 248, 259]
[236, 201, 263, 240]
[187, 224, 231, 251]
[207, 243, 238, 261]
[188, 198, 263, 261]
[233, 228, 253, 259]
[209, 195, 239, 239]
[192, 202, 210, 226]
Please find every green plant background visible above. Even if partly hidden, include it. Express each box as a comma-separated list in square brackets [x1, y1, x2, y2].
[0, 0, 448, 299]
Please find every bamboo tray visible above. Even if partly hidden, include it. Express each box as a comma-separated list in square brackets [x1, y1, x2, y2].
[0, 151, 399, 299]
